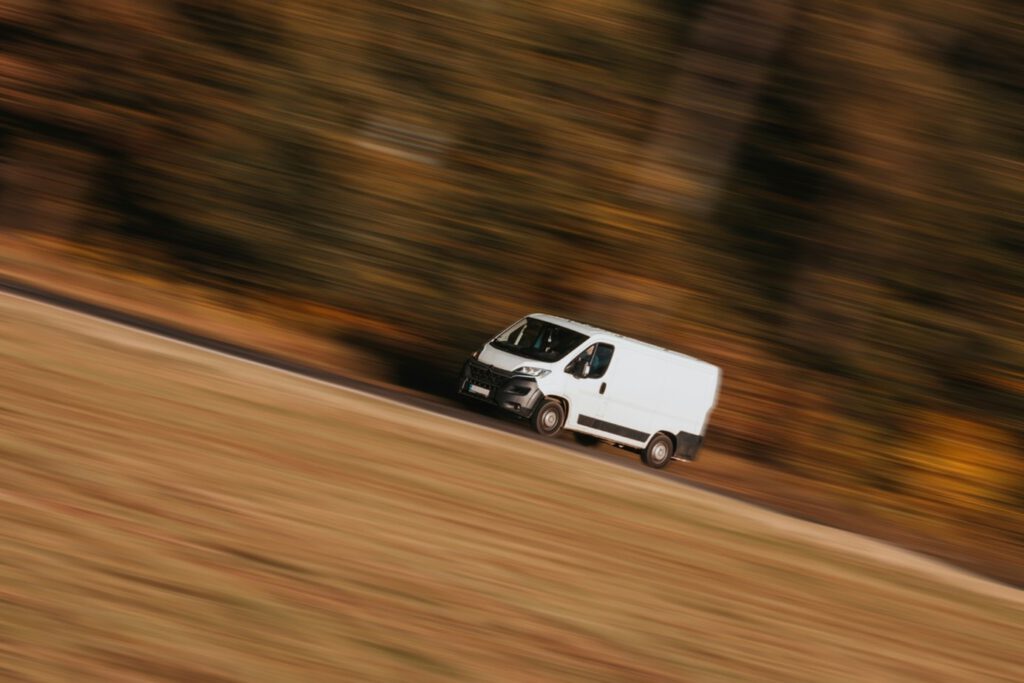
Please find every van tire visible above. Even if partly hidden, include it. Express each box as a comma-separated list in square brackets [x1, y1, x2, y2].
[643, 433, 674, 469]
[532, 399, 565, 437]
[572, 432, 600, 447]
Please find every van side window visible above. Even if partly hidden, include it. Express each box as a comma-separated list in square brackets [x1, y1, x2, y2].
[566, 343, 615, 378]
[589, 343, 614, 379]
[565, 345, 595, 375]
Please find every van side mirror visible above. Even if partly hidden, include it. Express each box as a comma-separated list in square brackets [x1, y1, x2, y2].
[576, 363, 590, 379]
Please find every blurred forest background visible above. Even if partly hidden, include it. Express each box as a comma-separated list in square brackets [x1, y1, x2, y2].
[1, 2, 1021, 567]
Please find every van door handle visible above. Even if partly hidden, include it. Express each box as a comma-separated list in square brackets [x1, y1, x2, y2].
[600, 382, 606, 395]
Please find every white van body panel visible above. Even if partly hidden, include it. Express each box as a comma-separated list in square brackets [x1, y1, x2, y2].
[461, 313, 721, 460]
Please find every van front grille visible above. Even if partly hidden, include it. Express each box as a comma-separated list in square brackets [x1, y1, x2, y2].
[466, 360, 513, 390]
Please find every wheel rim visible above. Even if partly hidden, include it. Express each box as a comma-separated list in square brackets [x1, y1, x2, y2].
[651, 441, 668, 463]
[542, 408, 559, 430]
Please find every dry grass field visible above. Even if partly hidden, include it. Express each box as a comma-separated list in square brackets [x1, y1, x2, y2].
[2, 293, 1022, 682]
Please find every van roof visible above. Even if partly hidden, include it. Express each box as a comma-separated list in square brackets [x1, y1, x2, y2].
[528, 313, 719, 372]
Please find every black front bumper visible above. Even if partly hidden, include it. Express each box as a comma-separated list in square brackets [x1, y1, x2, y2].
[459, 359, 543, 417]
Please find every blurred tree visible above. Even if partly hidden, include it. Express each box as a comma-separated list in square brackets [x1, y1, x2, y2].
[0, 0, 1020, 542]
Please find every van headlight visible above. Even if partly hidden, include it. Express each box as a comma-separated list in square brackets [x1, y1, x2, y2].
[514, 366, 550, 378]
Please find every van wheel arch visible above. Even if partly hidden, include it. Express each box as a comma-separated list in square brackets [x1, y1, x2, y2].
[539, 395, 569, 419]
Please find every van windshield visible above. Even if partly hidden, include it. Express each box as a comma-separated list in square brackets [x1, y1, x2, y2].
[490, 318, 588, 362]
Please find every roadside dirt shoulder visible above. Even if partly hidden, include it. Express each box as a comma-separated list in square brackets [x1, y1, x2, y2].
[2, 234, 1021, 587]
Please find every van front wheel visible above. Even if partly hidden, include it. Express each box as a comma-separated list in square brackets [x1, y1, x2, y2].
[532, 399, 565, 437]
[643, 433, 674, 468]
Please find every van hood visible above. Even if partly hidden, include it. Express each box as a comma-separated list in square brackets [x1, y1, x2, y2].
[477, 344, 552, 372]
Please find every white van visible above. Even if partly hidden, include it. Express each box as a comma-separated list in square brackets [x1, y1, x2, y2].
[458, 314, 721, 468]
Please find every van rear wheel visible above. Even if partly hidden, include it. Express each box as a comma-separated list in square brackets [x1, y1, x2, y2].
[532, 399, 565, 437]
[642, 433, 673, 469]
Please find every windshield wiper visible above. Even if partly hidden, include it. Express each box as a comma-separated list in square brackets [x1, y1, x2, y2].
[490, 340, 518, 353]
